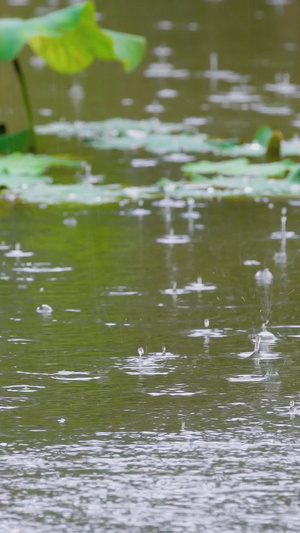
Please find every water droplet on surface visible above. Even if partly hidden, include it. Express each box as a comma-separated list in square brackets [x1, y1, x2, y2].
[144, 100, 165, 114]
[0, 242, 10, 250]
[289, 399, 298, 418]
[255, 268, 273, 285]
[257, 322, 277, 342]
[243, 259, 260, 266]
[36, 304, 53, 315]
[184, 277, 216, 292]
[63, 217, 77, 227]
[68, 84, 85, 107]
[121, 98, 133, 106]
[5, 243, 34, 258]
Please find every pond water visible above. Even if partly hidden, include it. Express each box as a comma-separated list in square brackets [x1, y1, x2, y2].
[1, 0, 300, 531]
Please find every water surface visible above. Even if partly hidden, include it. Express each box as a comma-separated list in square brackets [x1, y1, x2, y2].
[1, 0, 300, 531]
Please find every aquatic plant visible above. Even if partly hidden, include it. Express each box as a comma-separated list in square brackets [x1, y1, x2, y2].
[0, 1, 146, 152]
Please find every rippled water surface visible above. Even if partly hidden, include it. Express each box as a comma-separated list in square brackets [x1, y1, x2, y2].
[2, 0, 300, 531]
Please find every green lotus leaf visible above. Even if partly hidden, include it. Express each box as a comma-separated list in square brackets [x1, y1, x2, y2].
[184, 158, 295, 179]
[0, 129, 31, 153]
[0, 1, 146, 73]
[0, 152, 80, 176]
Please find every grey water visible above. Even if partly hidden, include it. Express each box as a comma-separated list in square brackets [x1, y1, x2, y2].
[2, 0, 300, 531]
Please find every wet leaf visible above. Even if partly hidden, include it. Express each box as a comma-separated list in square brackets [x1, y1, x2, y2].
[0, 129, 31, 153]
[254, 125, 273, 148]
[157, 172, 300, 199]
[0, 153, 80, 176]
[0, 2, 146, 73]
[184, 158, 295, 178]
[36, 118, 300, 159]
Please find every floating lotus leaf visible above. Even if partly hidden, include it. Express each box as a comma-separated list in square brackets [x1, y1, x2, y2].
[36, 119, 300, 158]
[0, 152, 80, 176]
[183, 158, 295, 179]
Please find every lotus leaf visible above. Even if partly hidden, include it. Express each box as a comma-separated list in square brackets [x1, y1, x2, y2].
[183, 158, 295, 179]
[36, 119, 300, 159]
[0, 2, 146, 73]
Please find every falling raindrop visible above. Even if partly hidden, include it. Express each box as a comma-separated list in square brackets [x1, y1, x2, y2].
[138, 347, 144, 358]
[274, 207, 288, 264]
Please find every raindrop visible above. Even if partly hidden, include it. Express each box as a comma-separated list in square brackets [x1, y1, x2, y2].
[121, 98, 133, 106]
[289, 400, 298, 418]
[0, 242, 10, 250]
[36, 304, 53, 315]
[156, 20, 173, 30]
[243, 259, 260, 266]
[63, 217, 78, 227]
[184, 277, 216, 292]
[68, 84, 85, 107]
[156, 88, 178, 98]
[144, 100, 165, 114]
[5, 243, 34, 258]
[157, 230, 191, 244]
[181, 198, 200, 220]
[257, 322, 277, 343]
[255, 268, 273, 285]
[152, 45, 173, 58]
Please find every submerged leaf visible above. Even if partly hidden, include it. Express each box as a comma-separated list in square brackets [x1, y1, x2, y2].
[0, 2, 146, 73]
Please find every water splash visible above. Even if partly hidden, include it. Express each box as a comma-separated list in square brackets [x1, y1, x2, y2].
[0, 242, 10, 250]
[152, 182, 185, 208]
[5, 243, 34, 258]
[181, 199, 200, 220]
[184, 277, 216, 292]
[238, 336, 261, 359]
[157, 229, 191, 244]
[138, 347, 144, 358]
[289, 400, 299, 419]
[36, 304, 53, 315]
[126, 200, 151, 217]
[270, 207, 296, 240]
[257, 322, 277, 343]
[162, 281, 188, 296]
[255, 268, 273, 286]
